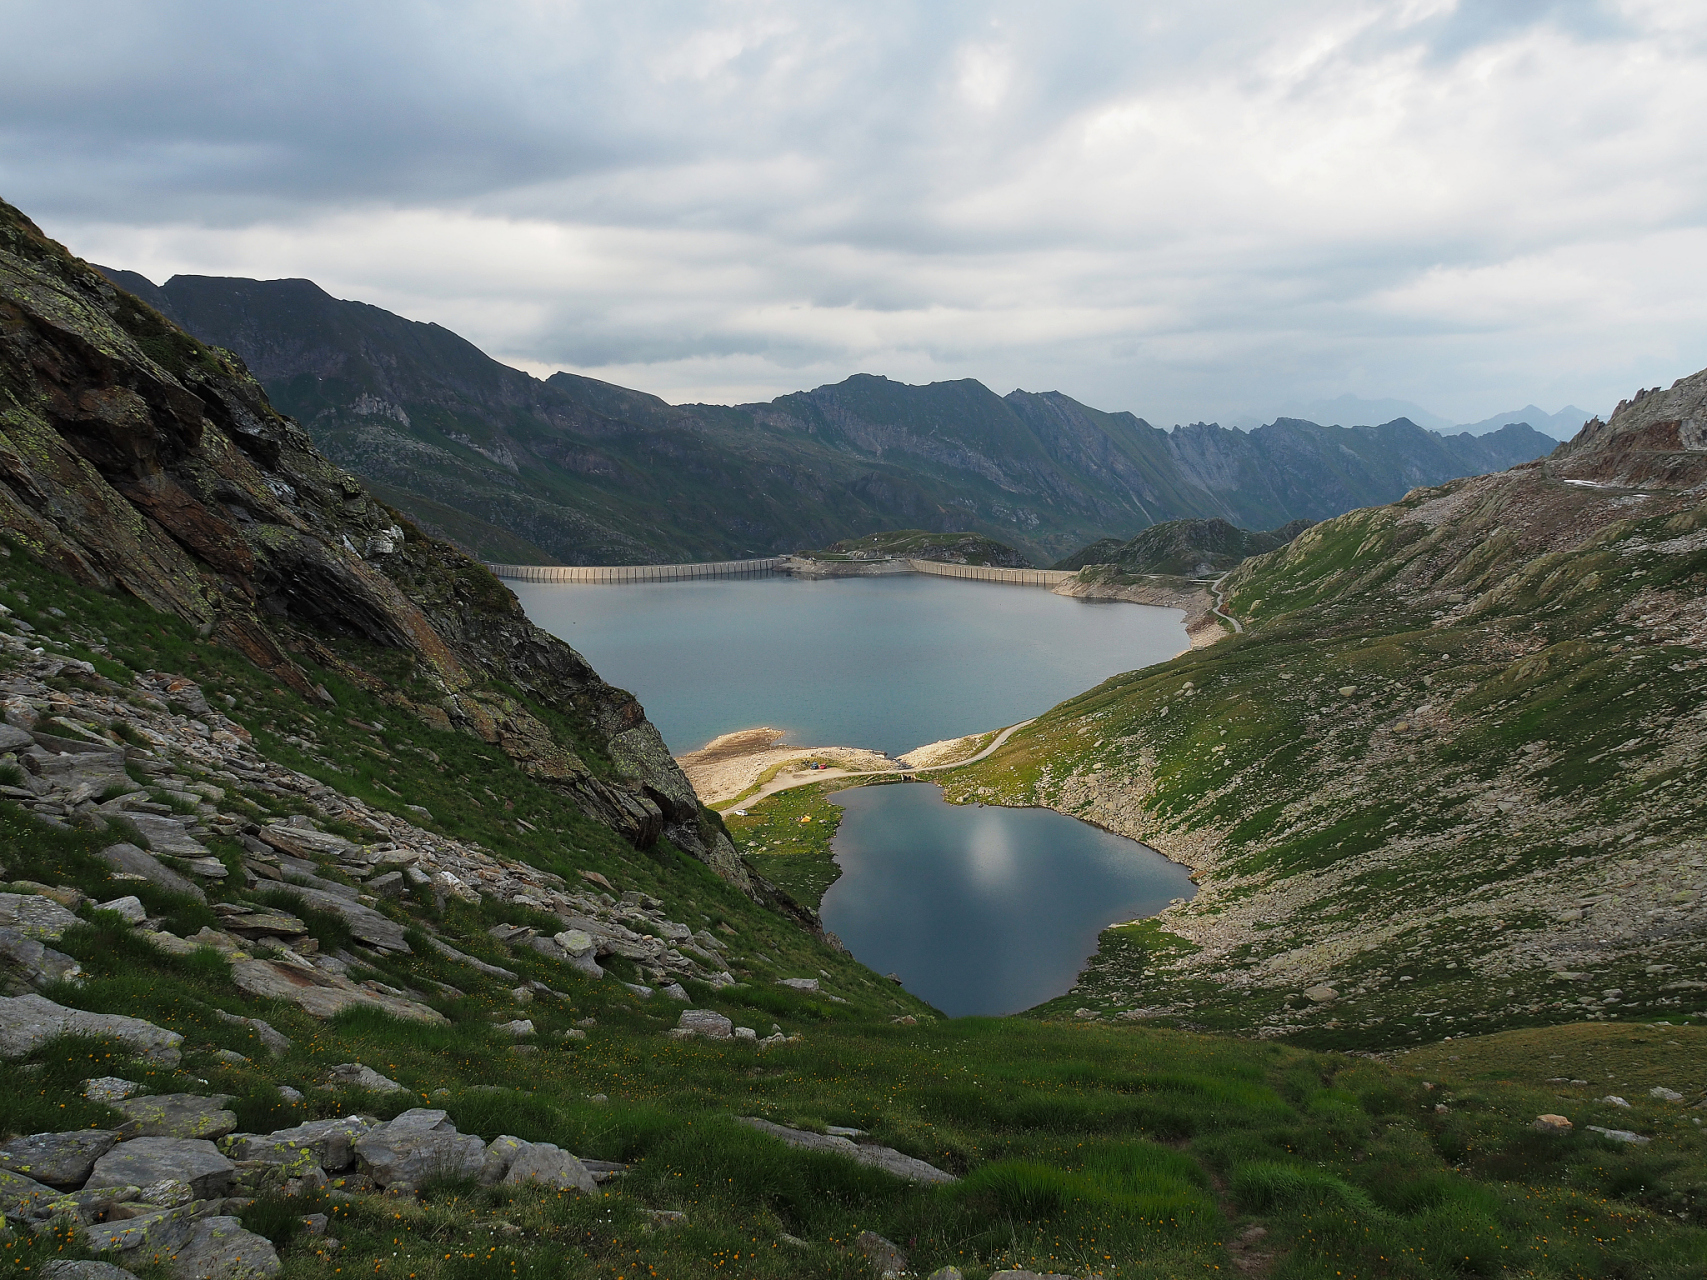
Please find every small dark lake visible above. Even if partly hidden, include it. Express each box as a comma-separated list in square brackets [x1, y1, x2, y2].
[820, 782, 1196, 1016]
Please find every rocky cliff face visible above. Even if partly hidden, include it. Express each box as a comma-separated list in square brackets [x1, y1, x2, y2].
[0, 200, 749, 890]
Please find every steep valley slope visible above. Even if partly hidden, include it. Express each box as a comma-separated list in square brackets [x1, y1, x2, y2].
[942, 376, 1707, 1048]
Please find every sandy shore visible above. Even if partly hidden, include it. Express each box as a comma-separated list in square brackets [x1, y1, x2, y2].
[675, 727, 900, 807]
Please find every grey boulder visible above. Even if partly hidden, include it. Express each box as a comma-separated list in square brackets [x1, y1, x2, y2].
[503, 1142, 597, 1194]
[855, 1231, 908, 1279]
[167, 1214, 281, 1279]
[225, 1117, 375, 1173]
[0, 994, 183, 1064]
[271, 885, 409, 952]
[0, 893, 80, 940]
[88, 1138, 235, 1204]
[112, 1094, 237, 1140]
[211, 1011, 291, 1056]
[478, 1135, 529, 1185]
[95, 844, 205, 903]
[676, 1009, 733, 1039]
[80, 1198, 219, 1257]
[325, 1062, 408, 1093]
[0, 1129, 118, 1187]
[0, 927, 82, 993]
[0, 1165, 59, 1215]
[354, 1109, 485, 1188]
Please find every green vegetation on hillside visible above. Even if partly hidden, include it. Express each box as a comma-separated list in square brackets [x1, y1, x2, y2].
[3, 481, 1706, 1278]
[945, 474, 1707, 1051]
[1054, 517, 1312, 575]
[804, 530, 1031, 568]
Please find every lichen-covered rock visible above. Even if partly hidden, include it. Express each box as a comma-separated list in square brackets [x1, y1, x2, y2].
[0, 1165, 59, 1215]
[0, 994, 183, 1064]
[224, 1117, 374, 1173]
[80, 1198, 219, 1257]
[0, 1129, 118, 1187]
[87, 1138, 235, 1203]
[0, 893, 80, 940]
[477, 1135, 528, 1186]
[112, 1094, 237, 1140]
[166, 1214, 281, 1279]
[41, 1260, 144, 1280]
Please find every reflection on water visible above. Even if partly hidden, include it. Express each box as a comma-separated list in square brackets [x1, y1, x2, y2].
[513, 574, 1186, 755]
[821, 782, 1195, 1017]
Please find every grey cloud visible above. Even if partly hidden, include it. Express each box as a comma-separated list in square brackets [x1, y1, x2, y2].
[4, 1, 1703, 427]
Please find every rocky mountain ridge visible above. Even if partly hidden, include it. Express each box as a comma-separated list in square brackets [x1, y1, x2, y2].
[1, 200, 748, 892]
[94, 267, 1557, 566]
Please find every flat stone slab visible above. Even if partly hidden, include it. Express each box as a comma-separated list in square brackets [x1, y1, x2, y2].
[95, 844, 205, 903]
[230, 957, 444, 1024]
[325, 1062, 409, 1093]
[0, 893, 80, 941]
[0, 1164, 60, 1214]
[41, 1261, 144, 1280]
[736, 1117, 956, 1184]
[0, 994, 183, 1065]
[274, 885, 409, 952]
[0, 926, 83, 992]
[88, 1138, 235, 1203]
[114, 814, 208, 858]
[112, 1094, 238, 1140]
[0, 1129, 118, 1187]
[211, 1011, 291, 1056]
[167, 1213, 281, 1279]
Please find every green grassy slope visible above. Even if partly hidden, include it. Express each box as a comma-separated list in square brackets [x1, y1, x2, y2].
[5, 532, 1706, 1279]
[939, 448, 1707, 1053]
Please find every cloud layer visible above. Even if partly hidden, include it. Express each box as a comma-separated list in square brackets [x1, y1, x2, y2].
[5, 0, 1704, 425]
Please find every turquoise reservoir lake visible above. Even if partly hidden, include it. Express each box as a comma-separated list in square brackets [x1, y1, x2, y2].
[515, 573, 1194, 1015]
[513, 574, 1186, 754]
[822, 783, 1196, 1016]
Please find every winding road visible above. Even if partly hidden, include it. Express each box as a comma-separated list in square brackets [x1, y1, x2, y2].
[1208, 573, 1244, 634]
[722, 718, 1036, 812]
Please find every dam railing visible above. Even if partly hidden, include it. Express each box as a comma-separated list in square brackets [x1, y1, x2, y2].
[906, 560, 1076, 587]
[486, 557, 786, 583]
[486, 555, 1077, 588]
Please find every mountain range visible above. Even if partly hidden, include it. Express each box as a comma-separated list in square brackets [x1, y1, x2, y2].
[96, 267, 1558, 567]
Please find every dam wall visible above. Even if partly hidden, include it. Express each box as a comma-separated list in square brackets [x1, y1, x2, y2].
[488, 556, 1077, 588]
[906, 560, 1076, 587]
[486, 557, 785, 583]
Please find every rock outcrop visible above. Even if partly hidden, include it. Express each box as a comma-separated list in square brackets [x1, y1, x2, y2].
[0, 199, 743, 887]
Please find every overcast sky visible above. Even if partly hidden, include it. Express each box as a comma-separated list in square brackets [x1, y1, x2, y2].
[4, 1, 1704, 426]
